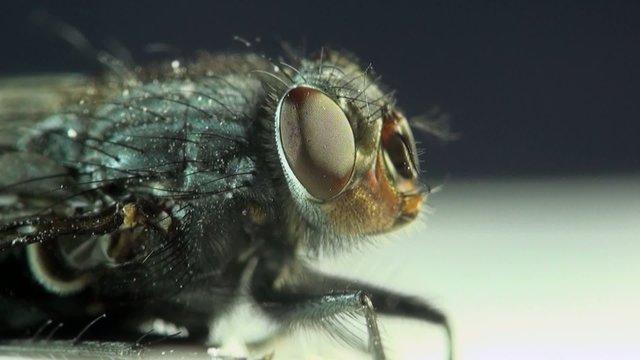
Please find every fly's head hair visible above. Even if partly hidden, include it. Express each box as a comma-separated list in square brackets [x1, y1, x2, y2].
[258, 49, 426, 254]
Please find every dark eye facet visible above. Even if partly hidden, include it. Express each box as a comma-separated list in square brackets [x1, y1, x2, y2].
[385, 133, 418, 180]
[380, 111, 420, 194]
[278, 86, 356, 201]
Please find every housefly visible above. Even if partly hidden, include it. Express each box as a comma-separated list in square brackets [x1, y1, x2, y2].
[0, 47, 452, 359]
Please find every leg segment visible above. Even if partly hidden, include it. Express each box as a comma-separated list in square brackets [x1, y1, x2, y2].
[251, 261, 453, 359]
[255, 290, 386, 359]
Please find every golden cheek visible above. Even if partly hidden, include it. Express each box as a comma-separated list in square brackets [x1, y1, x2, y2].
[323, 154, 424, 236]
[400, 191, 424, 222]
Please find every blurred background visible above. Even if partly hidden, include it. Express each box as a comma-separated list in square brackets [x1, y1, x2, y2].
[1, 1, 639, 359]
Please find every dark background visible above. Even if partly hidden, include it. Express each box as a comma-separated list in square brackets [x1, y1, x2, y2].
[2, 1, 639, 178]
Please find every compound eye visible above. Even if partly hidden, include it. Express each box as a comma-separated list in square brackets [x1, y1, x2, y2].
[278, 86, 356, 201]
[384, 133, 418, 180]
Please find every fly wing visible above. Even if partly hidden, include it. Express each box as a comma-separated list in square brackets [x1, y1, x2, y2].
[0, 74, 95, 150]
[0, 74, 96, 231]
[0, 70, 250, 301]
[0, 74, 181, 314]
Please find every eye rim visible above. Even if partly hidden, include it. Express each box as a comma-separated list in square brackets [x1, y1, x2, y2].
[275, 85, 357, 202]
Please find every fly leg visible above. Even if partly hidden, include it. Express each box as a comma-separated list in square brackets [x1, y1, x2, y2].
[304, 269, 454, 360]
[250, 261, 452, 360]
[252, 289, 386, 359]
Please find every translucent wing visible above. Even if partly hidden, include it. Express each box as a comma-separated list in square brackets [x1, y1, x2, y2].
[0, 70, 251, 330]
[0, 74, 94, 150]
[0, 74, 183, 301]
[0, 74, 96, 230]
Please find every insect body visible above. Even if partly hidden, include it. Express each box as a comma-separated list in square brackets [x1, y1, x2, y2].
[0, 50, 451, 359]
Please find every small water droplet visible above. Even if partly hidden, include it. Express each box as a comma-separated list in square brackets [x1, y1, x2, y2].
[66, 128, 78, 139]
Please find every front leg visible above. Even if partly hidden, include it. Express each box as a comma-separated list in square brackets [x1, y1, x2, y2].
[250, 260, 452, 360]
[253, 288, 386, 359]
